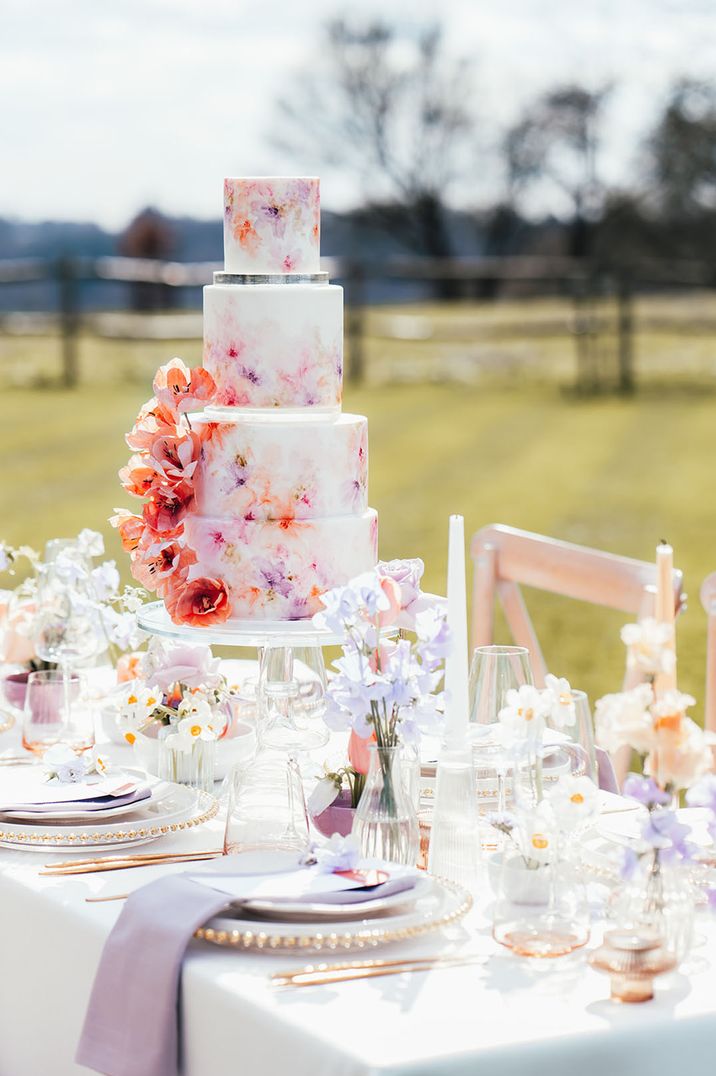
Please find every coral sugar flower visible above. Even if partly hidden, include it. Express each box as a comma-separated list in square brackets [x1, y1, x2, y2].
[126, 398, 179, 452]
[142, 480, 194, 534]
[153, 358, 216, 416]
[109, 509, 145, 552]
[119, 455, 160, 498]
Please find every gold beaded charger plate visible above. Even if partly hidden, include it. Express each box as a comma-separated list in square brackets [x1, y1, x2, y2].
[0, 785, 218, 852]
[195, 876, 472, 955]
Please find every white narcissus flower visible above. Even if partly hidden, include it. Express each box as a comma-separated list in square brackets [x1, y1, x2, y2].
[547, 775, 599, 830]
[176, 699, 222, 742]
[520, 815, 556, 866]
[117, 682, 160, 744]
[90, 746, 112, 776]
[498, 684, 548, 743]
[620, 618, 676, 676]
[594, 683, 654, 755]
[543, 674, 576, 730]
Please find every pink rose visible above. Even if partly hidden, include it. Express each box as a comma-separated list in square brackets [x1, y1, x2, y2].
[145, 642, 222, 693]
[377, 558, 425, 628]
[348, 729, 375, 776]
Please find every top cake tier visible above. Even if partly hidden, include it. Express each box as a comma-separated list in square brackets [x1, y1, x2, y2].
[223, 177, 321, 276]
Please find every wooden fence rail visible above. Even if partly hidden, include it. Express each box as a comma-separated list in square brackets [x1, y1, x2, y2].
[1, 254, 715, 391]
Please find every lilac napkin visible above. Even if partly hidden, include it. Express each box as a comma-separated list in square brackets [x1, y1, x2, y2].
[1, 787, 151, 816]
[596, 747, 619, 794]
[76, 867, 417, 1076]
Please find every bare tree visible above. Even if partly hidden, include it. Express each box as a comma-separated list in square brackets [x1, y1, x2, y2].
[648, 79, 716, 219]
[273, 18, 476, 259]
[505, 85, 610, 257]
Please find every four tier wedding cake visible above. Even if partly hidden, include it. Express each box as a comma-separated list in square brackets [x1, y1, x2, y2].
[114, 177, 378, 626]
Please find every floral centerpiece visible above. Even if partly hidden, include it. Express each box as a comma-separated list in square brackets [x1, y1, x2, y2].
[594, 616, 714, 955]
[311, 558, 450, 864]
[0, 530, 147, 702]
[114, 639, 232, 790]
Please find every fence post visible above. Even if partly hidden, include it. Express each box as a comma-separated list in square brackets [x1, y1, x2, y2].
[617, 272, 634, 394]
[344, 262, 365, 386]
[57, 256, 79, 388]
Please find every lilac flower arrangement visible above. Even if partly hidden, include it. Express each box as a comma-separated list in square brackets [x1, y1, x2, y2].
[312, 559, 451, 750]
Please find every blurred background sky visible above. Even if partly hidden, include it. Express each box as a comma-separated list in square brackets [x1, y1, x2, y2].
[4, 0, 716, 226]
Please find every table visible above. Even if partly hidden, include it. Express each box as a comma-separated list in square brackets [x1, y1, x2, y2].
[1, 713, 716, 1074]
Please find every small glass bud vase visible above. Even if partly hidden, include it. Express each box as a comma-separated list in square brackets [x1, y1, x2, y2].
[352, 743, 419, 866]
[610, 851, 694, 962]
[157, 728, 216, 793]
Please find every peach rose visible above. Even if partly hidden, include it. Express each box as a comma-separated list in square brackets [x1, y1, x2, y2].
[377, 576, 402, 628]
[166, 577, 231, 626]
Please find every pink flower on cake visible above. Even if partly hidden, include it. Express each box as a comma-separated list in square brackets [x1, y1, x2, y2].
[119, 455, 161, 499]
[109, 509, 145, 552]
[153, 359, 216, 416]
[148, 429, 203, 484]
[166, 576, 231, 626]
[131, 536, 196, 596]
[126, 398, 179, 452]
[142, 480, 194, 535]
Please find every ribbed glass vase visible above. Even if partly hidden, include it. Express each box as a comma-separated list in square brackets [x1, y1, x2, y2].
[352, 744, 419, 866]
[158, 733, 216, 793]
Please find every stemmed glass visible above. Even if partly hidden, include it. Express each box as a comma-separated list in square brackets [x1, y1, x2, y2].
[33, 557, 102, 752]
[468, 645, 534, 817]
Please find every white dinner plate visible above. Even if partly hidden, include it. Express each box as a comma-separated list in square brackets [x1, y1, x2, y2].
[0, 770, 167, 823]
[0, 784, 218, 851]
[239, 874, 433, 923]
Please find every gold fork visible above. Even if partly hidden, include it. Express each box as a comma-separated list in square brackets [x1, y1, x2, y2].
[41, 850, 222, 876]
[272, 954, 488, 987]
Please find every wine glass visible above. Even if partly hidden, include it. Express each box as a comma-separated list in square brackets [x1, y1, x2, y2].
[22, 669, 89, 755]
[33, 561, 103, 745]
[468, 645, 533, 819]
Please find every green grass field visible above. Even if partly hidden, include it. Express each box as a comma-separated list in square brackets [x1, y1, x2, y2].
[4, 366, 716, 719]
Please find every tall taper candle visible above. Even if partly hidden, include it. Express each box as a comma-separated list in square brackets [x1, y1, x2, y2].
[655, 541, 677, 694]
[444, 514, 470, 748]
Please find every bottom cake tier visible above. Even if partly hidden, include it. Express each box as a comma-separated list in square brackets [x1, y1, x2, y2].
[180, 508, 378, 621]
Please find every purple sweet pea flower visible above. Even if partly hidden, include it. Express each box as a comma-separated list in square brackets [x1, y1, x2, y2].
[641, 809, 692, 860]
[622, 774, 671, 809]
[707, 887, 716, 911]
[620, 847, 639, 880]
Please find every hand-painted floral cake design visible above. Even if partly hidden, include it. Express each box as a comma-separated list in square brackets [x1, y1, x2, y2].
[192, 414, 368, 521]
[184, 511, 379, 621]
[224, 177, 320, 275]
[202, 283, 342, 409]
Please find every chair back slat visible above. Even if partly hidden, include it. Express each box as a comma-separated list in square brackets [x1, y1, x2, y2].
[700, 572, 716, 733]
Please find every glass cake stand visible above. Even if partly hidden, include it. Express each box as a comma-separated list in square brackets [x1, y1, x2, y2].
[138, 600, 340, 752]
[138, 600, 347, 649]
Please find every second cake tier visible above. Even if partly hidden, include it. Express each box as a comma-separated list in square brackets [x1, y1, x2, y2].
[183, 509, 378, 621]
[193, 413, 368, 521]
[203, 282, 343, 410]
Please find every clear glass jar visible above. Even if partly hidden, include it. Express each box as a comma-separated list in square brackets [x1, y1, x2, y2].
[157, 729, 216, 793]
[352, 743, 419, 866]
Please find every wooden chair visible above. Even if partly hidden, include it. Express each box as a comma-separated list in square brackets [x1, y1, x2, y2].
[470, 523, 684, 689]
[700, 573, 716, 733]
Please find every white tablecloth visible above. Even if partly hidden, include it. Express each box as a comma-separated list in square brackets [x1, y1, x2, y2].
[1, 698, 716, 1075]
[2, 812, 716, 1076]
